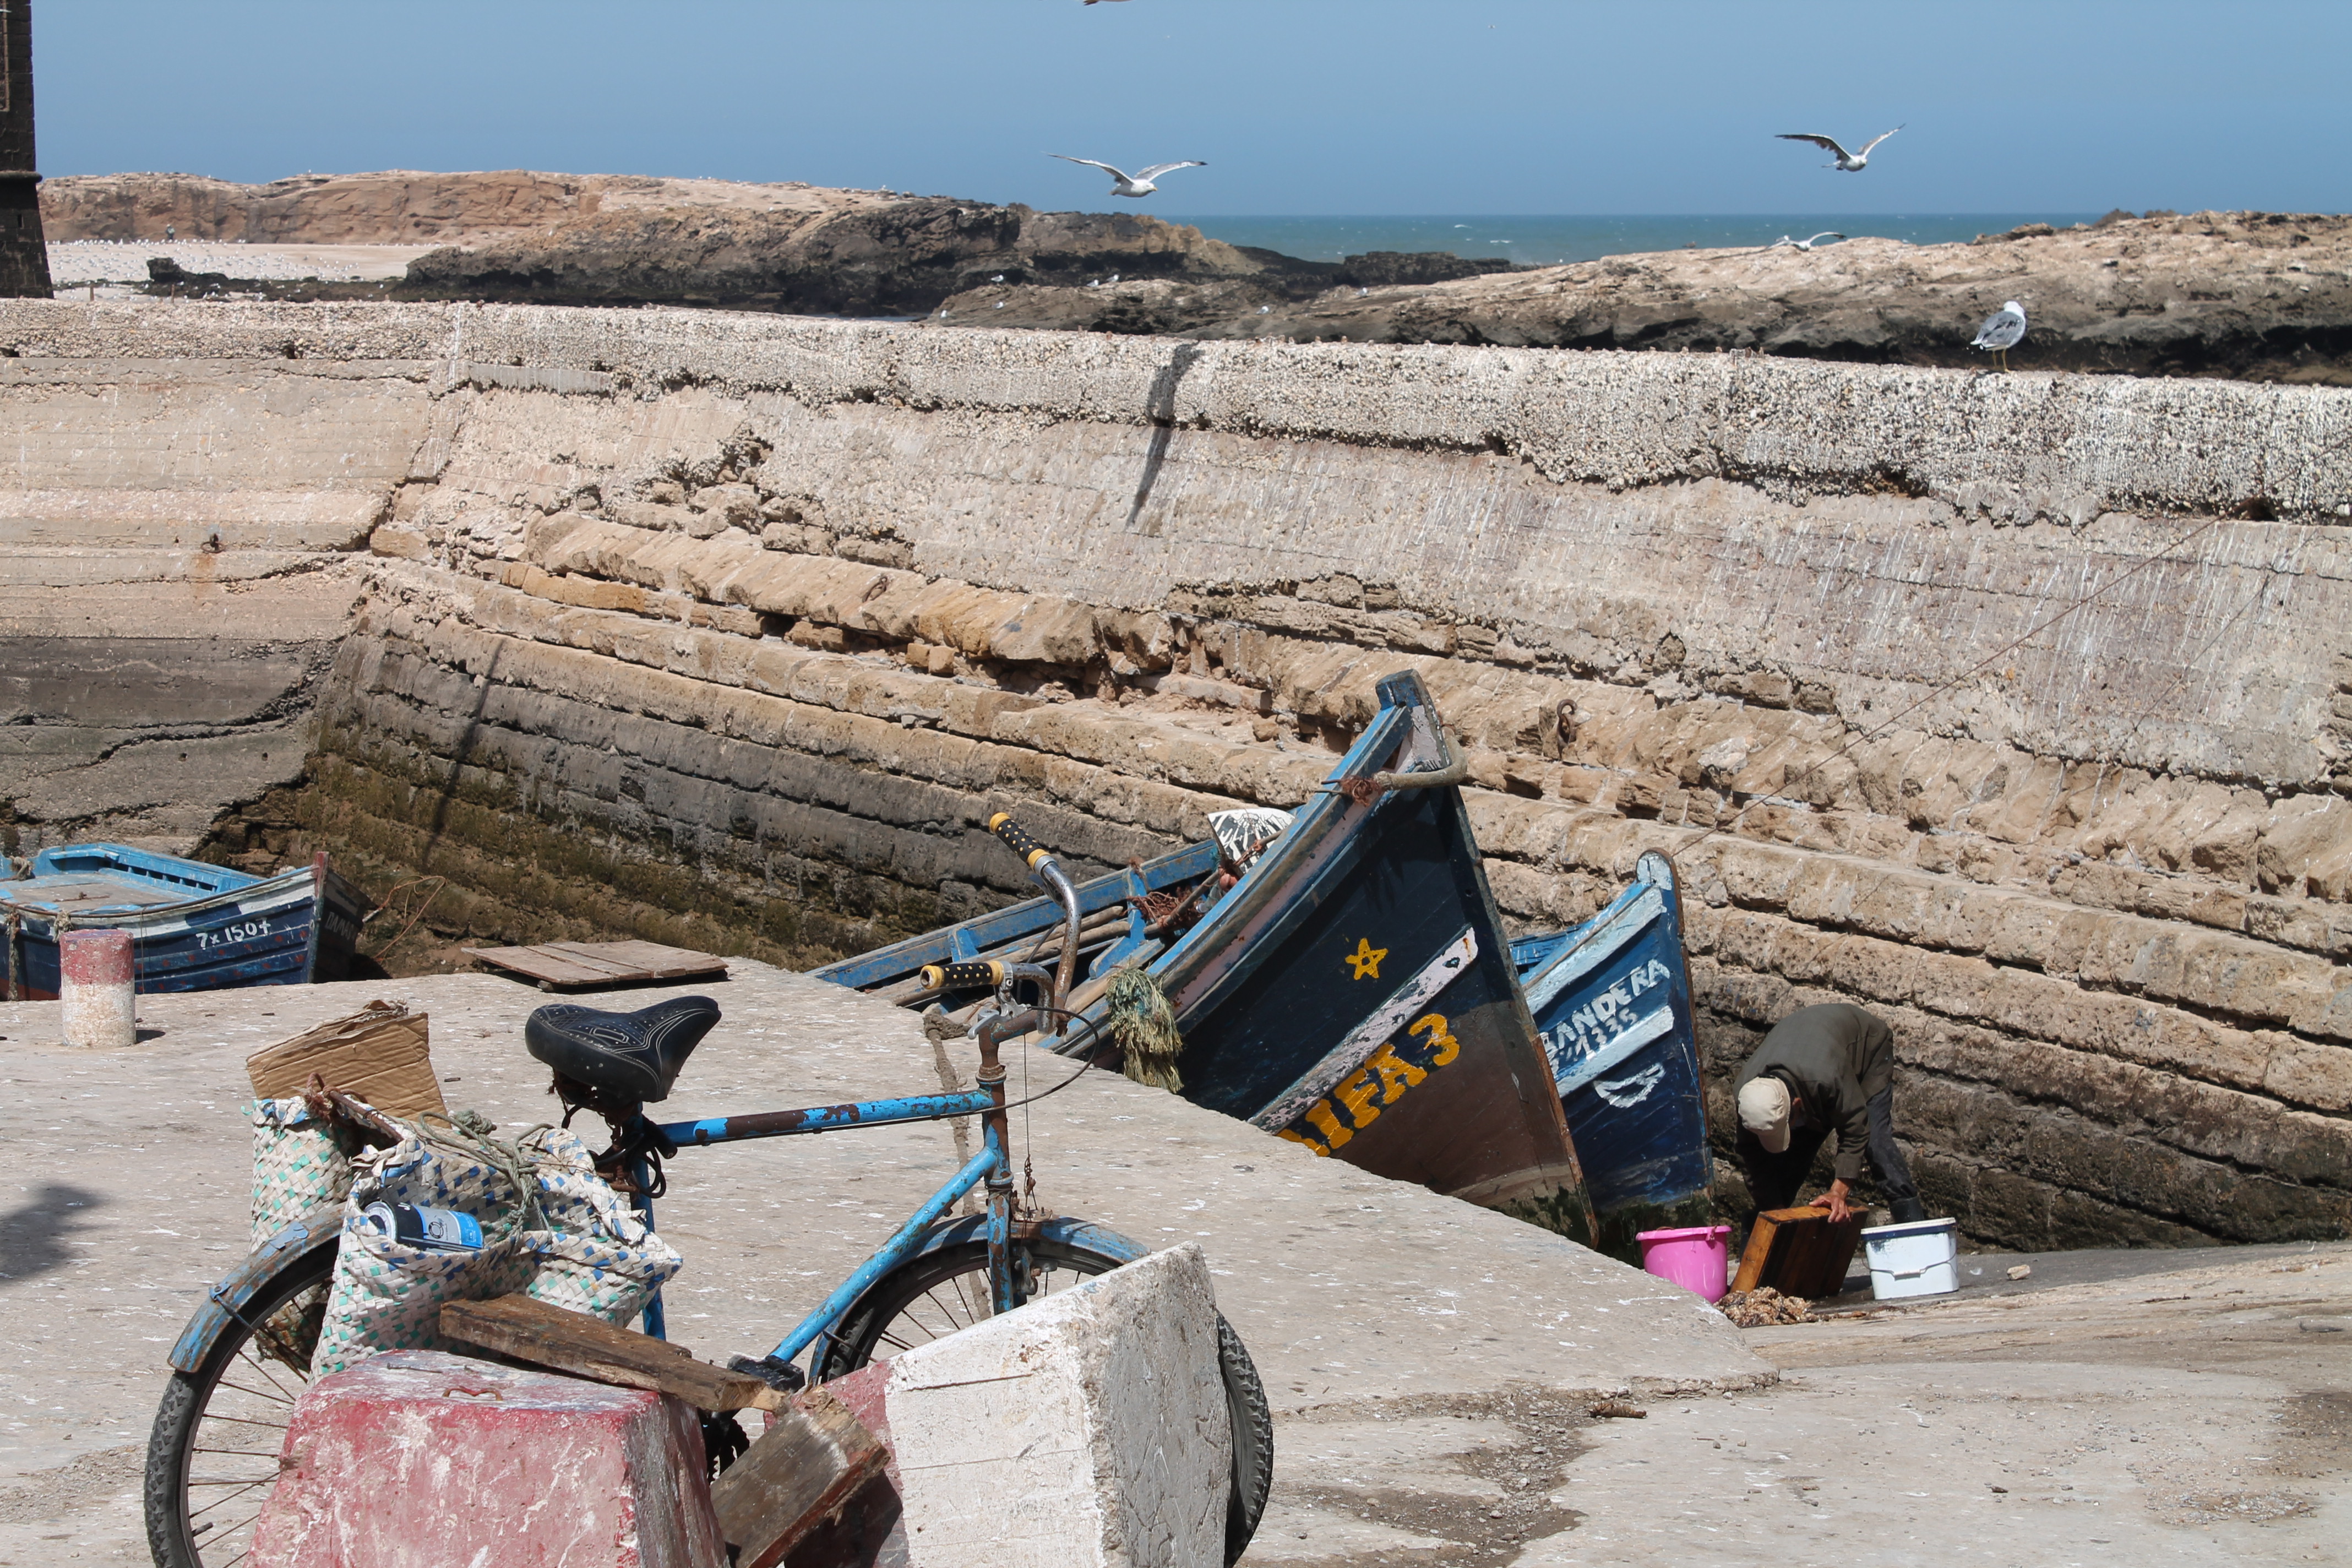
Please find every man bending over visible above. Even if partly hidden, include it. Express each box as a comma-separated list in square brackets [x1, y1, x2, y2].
[1734, 1003, 1928, 1225]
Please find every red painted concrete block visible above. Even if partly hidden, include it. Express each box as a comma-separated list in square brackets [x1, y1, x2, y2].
[251, 1349, 727, 1568]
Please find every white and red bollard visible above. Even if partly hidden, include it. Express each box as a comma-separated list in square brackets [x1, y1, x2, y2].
[59, 928, 135, 1048]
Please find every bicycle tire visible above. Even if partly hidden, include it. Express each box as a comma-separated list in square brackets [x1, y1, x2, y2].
[810, 1229, 1273, 1564]
[144, 1236, 337, 1568]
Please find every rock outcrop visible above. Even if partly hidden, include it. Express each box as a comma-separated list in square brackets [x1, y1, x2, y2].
[396, 199, 1277, 317]
[34, 170, 1511, 321]
[37, 169, 870, 246]
[1057, 211, 2352, 382]
[2, 297, 2346, 1253]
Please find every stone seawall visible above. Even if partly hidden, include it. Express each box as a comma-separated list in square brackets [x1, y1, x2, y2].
[2, 298, 2346, 1249]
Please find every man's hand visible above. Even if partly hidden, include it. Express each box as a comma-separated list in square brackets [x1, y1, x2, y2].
[1821, 1180, 1853, 1223]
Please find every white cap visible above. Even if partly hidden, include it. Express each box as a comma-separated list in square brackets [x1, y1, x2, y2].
[1738, 1076, 1792, 1153]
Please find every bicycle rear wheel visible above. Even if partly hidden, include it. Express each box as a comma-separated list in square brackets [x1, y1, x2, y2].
[144, 1237, 337, 1568]
[810, 1222, 1273, 1564]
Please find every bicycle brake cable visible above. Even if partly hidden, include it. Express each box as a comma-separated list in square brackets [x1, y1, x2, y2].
[989, 1008, 1106, 1115]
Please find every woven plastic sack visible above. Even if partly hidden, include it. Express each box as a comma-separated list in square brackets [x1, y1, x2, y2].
[249, 1097, 363, 1247]
[311, 1113, 538, 1376]
[515, 1126, 683, 1326]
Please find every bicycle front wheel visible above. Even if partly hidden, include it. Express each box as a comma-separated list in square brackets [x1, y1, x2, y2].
[144, 1235, 337, 1568]
[810, 1220, 1273, 1565]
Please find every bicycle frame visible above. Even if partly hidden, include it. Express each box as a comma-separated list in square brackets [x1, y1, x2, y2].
[630, 999, 1038, 1372]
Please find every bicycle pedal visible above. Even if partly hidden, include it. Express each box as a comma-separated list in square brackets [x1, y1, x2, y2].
[728, 1353, 807, 1393]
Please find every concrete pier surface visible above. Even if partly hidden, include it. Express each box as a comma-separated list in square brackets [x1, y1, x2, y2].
[3, 966, 2345, 1564]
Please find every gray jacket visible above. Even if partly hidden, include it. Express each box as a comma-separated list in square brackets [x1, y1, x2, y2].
[1734, 1004, 1895, 1181]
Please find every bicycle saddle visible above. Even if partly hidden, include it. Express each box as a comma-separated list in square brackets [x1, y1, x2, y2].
[525, 995, 720, 1104]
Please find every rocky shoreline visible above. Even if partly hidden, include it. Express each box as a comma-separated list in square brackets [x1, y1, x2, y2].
[39, 173, 2352, 379]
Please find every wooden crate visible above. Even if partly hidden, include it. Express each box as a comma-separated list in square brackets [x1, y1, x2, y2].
[1730, 1205, 1865, 1298]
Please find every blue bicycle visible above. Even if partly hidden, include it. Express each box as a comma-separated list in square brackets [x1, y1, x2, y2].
[143, 816, 1273, 1568]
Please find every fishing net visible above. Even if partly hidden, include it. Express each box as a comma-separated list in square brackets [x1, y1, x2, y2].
[1105, 967, 1185, 1092]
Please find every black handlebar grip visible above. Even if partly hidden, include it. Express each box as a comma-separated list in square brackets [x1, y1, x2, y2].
[987, 812, 1052, 873]
[918, 959, 1005, 992]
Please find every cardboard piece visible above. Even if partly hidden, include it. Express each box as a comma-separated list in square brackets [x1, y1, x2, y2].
[245, 999, 446, 1121]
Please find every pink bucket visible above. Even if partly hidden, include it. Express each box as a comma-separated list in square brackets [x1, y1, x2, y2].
[1637, 1224, 1733, 1303]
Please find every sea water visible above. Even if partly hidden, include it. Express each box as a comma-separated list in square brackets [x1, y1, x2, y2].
[1157, 214, 2106, 266]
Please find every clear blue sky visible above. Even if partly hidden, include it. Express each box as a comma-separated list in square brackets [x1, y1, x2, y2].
[31, 1, 2352, 216]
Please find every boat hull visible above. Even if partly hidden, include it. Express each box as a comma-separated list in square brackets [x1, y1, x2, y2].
[2, 846, 371, 1000]
[1513, 851, 1712, 1237]
[1065, 671, 1587, 1227]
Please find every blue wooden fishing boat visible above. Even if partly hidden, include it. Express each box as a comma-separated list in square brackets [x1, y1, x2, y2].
[0, 845, 372, 1000]
[816, 672, 1591, 1237]
[811, 841, 1221, 999]
[1511, 851, 1713, 1243]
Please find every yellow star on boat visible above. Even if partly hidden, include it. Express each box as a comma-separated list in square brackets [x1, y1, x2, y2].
[1346, 937, 1387, 981]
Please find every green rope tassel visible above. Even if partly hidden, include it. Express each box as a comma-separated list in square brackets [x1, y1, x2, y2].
[1105, 968, 1185, 1092]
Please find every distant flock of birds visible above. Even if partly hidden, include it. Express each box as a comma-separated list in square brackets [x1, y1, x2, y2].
[1048, 15, 2024, 364]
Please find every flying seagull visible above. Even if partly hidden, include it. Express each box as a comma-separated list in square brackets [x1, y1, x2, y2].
[1970, 300, 2027, 371]
[1777, 126, 1903, 171]
[1773, 231, 1846, 251]
[1049, 154, 1205, 198]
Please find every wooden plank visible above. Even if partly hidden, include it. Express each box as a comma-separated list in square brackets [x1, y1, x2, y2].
[439, 1294, 786, 1413]
[709, 1386, 889, 1568]
[578, 939, 731, 979]
[464, 945, 632, 987]
[465, 939, 729, 988]
[536, 943, 648, 977]
[1731, 1206, 1865, 1297]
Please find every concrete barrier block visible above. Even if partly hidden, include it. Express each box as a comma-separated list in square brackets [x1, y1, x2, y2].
[251, 1349, 726, 1568]
[885, 1242, 1230, 1568]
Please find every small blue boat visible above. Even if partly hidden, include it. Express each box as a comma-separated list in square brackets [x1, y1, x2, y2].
[810, 840, 1220, 997]
[0, 844, 373, 1000]
[1511, 851, 1713, 1244]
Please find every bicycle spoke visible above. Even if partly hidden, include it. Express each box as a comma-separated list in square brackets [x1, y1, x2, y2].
[194, 1415, 291, 1434]
[211, 1377, 297, 1407]
[235, 1344, 309, 1402]
[189, 1476, 275, 1516]
[921, 1286, 972, 1331]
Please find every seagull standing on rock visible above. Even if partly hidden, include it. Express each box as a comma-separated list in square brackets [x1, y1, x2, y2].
[1050, 154, 1206, 198]
[1970, 300, 2027, 371]
[1777, 126, 1903, 171]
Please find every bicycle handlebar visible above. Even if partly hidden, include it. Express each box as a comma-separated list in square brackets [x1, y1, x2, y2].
[919, 959, 1006, 992]
[985, 810, 1082, 1011]
[987, 812, 1051, 871]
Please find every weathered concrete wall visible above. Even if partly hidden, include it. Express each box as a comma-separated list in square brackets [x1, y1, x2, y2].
[0, 346, 417, 850]
[1, 297, 2345, 1250]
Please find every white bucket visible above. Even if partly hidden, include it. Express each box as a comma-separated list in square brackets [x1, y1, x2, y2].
[1861, 1217, 1959, 1300]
